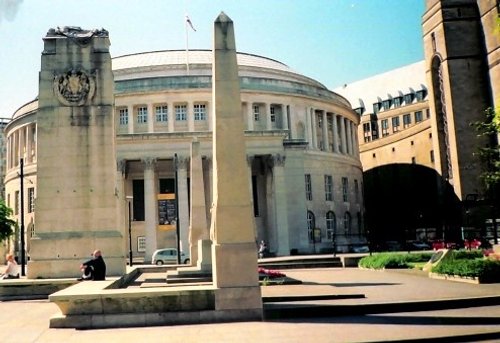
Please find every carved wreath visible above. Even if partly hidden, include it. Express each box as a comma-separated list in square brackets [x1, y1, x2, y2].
[53, 69, 95, 106]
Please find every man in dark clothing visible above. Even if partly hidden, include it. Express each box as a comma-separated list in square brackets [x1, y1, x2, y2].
[78, 249, 106, 281]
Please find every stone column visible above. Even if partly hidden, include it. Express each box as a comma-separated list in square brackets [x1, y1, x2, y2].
[143, 157, 158, 263]
[176, 155, 190, 256]
[346, 120, 353, 155]
[271, 154, 289, 255]
[306, 107, 313, 148]
[188, 139, 210, 268]
[322, 111, 328, 151]
[332, 114, 339, 153]
[340, 117, 347, 154]
[311, 109, 317, 149]
[127, 105, 134, 134]
[210, 12, 262, 319]
[266, 103, 273, 130]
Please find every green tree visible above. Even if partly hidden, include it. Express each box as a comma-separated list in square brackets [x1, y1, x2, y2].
[471, 107, 500, 192]
[0, 199, 16, 242]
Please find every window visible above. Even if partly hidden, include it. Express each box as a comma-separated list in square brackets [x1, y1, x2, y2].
[194, 104, 206, 121]
[307, 211, 315, 242]
[354, 179, 359, 203]
[324, 175, 333, 201]
[392, 116, 400, 133]
[253, 105, 260, 121]
[403, 113, 411, 128]
[416, 90, 426, 101]
[415, 111, 423, 123]
[381, 119, 389, 137]
[373, 103, 380, 114]
[270, 106, 276, 122]
[426, 108, 430, 119]
[326, 211, 336, 241]
[363, 122, 371, 143]
[382, 100, 391, 110]
[137, 236, 146, 252]
[119, 108, 128, 125]
[393, 97, 402, 108]
[137, 106, 148, 124]
[430, 150, 435, 163]
[411, 157, 416, 164]
[155, 105, 168, 122]
[404, 94, 413, 105]
[343, 212, 351, 234]
[175, 104, 187, 121]
[28, 187, 35, 213]
[342, 177, 349, 202]
[305, 174, 312, 201]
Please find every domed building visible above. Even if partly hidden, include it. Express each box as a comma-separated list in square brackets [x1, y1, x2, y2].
[4, 49, 364, 261]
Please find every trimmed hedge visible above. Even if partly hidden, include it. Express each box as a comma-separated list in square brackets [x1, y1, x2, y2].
[358, 253, 432, 270]
[432, 251, 500, 282]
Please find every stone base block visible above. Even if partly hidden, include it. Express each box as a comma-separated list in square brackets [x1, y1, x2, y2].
[27, 257, 126, 279]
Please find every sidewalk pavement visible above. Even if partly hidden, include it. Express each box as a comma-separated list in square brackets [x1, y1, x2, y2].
[0, 267, 500, 342]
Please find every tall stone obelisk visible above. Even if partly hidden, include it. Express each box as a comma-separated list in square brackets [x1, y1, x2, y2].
[210, 13, 262, 319]
[28, 27, 125, 278]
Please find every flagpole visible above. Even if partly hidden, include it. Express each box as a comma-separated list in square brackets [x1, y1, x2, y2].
[185, 15, 190, 75]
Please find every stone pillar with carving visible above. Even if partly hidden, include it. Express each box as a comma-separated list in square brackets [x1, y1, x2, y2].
[143, 157, 158, 263]
[28, 27, 125, 278]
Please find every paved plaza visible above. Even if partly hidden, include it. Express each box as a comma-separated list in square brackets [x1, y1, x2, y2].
[0, 267, 500, 342]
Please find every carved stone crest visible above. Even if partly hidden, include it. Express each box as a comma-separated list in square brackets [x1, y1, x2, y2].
[53, 69, 95, 106]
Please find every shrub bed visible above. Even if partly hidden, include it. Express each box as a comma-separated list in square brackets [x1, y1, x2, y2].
[432, 251, 500, 282]
[358, 252, 432, 270]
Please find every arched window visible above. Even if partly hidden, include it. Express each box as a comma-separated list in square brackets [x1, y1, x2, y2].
[307, 211, 315, 242]
[326, 211, 336, 241]
[343, 212, 351, 235]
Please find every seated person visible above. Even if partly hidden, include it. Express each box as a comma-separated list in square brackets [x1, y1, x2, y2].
[78, 249, 106, 281]
[0, 253, 20, 279]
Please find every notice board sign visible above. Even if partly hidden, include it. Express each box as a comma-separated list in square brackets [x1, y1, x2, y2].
[158, 193, 176, 231]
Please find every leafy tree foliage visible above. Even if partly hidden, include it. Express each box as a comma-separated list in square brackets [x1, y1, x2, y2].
[0, 199, 16, 242]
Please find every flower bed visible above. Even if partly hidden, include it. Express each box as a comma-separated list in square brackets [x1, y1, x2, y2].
[258, 267, 286, 278]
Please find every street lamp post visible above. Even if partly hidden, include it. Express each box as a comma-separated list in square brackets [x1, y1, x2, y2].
[19, 158, 25, 276]
[126, 195, 133, 266]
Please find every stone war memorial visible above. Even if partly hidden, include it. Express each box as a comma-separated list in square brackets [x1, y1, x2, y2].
[47, 13, 263, 328]
[28, 27, 126, 279]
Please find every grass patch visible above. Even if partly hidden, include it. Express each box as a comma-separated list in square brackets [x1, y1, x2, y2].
[358, 252, 432, 270]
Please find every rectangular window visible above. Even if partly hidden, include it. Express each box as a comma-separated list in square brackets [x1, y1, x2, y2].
[155, 105, 168, 122]
[137, 106, 148, 124]
[393, 97, 402, 108]
[416, 90, 426, 101]
[430, 150, 435, 163]
[415, 111, 423, 123]
[382, 100, 391, 110]
[119, 108, 128, 125]
[137, 236, 146, 252]
[404, 94, 413, 105]
[426, 108, 430, 119]
[392, 116, 400, 133]
[363, 122, 371, 142]
[270, 106, 276, 122]
[342, 177, 349, 202]
[411, 157, 416, 164]
[28, 187, 35, 213]
[403, 113, 411, 128]
[194, 104, 206, 121]
[175, 104, 187, 121]
[381, 119, 389, 137]
[354, 179, 359, 203]
[324, 175, 333, 201]
[14, 191, 19, 215]
[373, 103, 380, 114]
[253, 105, 260, 121]
[305, 174, 312, 201]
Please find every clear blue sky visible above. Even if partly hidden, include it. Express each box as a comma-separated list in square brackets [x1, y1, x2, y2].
[0, 0, 425, 117]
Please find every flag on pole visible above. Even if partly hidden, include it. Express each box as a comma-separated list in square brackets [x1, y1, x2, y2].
[186, 15, 196, 32]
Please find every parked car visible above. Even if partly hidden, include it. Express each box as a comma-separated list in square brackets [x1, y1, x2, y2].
[383, 241, 402, 251]
[152, 248, 190, 265]
[407, 241, 431, 250]
[431, 240, 458, 250]
[350, 244, 370, 253]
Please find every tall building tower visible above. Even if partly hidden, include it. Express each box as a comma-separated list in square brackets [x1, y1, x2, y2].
[423, 0, 493, 200]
